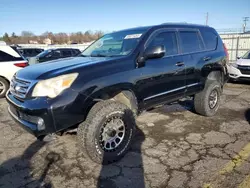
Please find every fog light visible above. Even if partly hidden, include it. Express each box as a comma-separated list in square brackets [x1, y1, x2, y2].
[37, 118, 45, 131]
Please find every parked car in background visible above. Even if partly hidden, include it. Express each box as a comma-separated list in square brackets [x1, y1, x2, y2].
[6, 23, 229, 164]
[18, 48, 44, 59]
[28, 48, 81, 65]
[229, 50, 250, 81]
[0, 44, 28, 98]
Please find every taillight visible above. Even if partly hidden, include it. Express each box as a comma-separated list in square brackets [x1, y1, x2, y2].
[223, 43, 229, 61]
[14, 62, 29, 68]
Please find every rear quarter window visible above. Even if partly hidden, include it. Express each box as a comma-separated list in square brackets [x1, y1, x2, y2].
[0, 50, 23, 62]
[73, 49, 81, 56]
[200, 30, 218, 50]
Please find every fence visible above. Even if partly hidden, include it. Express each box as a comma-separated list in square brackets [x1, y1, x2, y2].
[220, 33, 250, 62]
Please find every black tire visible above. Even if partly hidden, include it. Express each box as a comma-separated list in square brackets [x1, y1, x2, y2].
[0, 77, 9, 98]
[77, 100, 136, 164]
[194, 81, 222, 117]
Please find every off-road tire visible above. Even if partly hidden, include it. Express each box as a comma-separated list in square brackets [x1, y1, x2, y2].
[77, 100, 136, 164]
[0, 77, 9, 98]
[194, 81, 222, 117]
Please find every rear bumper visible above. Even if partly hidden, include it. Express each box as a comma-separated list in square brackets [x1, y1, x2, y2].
[6, 89, 86, 137]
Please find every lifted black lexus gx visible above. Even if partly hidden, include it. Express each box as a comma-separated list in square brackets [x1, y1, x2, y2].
[6, 23, 229, 164]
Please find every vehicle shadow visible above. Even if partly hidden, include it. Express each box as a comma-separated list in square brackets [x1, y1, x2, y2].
[245, 109, 250, 124]
[229, 79, 250, 85]
[97, 110, 146, 188]
[0, 140, 60, 188]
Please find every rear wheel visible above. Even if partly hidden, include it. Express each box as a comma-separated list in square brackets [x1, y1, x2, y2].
[194, 81, 222, 117]
[0, 78, 9, 98]
[77, 100, 136, 164]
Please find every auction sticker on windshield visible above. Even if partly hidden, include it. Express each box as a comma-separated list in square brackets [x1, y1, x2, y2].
[124, 34, 142, 39]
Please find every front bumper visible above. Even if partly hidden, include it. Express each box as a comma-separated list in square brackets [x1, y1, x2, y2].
[228, 64, 250, 81]
[6, 89, 85, 137]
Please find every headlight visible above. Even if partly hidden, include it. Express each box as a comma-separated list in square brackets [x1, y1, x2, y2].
[32, 73, 78, 98]
[231, 63, 238, 68]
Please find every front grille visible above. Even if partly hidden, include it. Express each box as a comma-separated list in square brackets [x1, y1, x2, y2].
[10, 76, 31, 100]
[238, 65, 250, 75]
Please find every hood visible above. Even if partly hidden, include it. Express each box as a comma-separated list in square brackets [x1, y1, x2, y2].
[236, 58, 250, 66]
[16, 56, 115, 80]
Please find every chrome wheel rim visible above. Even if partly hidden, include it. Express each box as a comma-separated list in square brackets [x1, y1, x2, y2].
[209, 89, 218, 109]
[99, 116, 125, 151]
[0, 81, 6, 95]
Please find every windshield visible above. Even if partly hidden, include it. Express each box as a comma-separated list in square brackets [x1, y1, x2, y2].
[37, 49, 52, 58]
[242, 50, 250, 59]
[81, 28, 148, 57]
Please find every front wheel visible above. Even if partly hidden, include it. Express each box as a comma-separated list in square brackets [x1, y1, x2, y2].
[0, 78, 9, 98]
[77, 100, 136, 164]
[194, 81, 222, 117]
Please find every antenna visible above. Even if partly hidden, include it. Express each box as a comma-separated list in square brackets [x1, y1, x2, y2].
[206, 12, 209, 26]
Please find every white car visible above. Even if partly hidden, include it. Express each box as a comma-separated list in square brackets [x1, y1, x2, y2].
[229, 50, 250, 81]
[0, 43, 28, 98]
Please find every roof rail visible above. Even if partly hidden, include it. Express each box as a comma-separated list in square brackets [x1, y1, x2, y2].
[161, 22, 188, 25]
[161, 22, 207, 27]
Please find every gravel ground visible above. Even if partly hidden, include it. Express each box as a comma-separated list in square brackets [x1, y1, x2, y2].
[1, 83, 250, 188]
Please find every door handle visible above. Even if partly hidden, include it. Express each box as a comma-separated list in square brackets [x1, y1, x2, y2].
[203, 56, 211, 61]
[176, 62, 185, 67]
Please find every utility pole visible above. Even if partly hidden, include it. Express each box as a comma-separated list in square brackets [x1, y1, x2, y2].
[243, 17, 249, 33]
[206, 12, 209, 26]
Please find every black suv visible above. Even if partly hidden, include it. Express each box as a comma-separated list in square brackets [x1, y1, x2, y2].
[6, 23, 228, 164]
[29, 48, 81, 64]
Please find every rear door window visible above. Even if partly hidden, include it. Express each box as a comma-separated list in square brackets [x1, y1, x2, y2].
[147, 31, 178, 56]
[52, 50, 62, 58]
[179, 30, 204, 53]
[62, 50, 72, 57]
[200, 30, 218, 50]
[0, 50, 23, 62]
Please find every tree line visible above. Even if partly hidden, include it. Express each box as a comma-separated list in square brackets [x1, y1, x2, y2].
[0, 30, 104, 44]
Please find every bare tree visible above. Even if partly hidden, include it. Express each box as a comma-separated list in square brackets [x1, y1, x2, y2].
[1, 30, 104, 44]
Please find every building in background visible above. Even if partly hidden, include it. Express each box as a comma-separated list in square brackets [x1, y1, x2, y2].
[43, 38, 52, 45]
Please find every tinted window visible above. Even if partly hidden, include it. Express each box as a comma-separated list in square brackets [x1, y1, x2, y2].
[147, 31, 178, 56]
[179, 31, 204, 53]
[35, 49, 43, 53]
[72, 49, 80, 56]
[52, 50, 61, 58]
[201, 30, 217, 50]
[24, 49, 33, 56]
[62, 50, 72, 57]
[0, 50, 23, 62]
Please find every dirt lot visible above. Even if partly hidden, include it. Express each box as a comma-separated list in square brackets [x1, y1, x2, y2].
[1, 83, 250, 188]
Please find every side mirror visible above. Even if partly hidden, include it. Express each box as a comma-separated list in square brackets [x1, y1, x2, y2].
[237, 56, 241, 59]
[144, 45, 166, 60]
